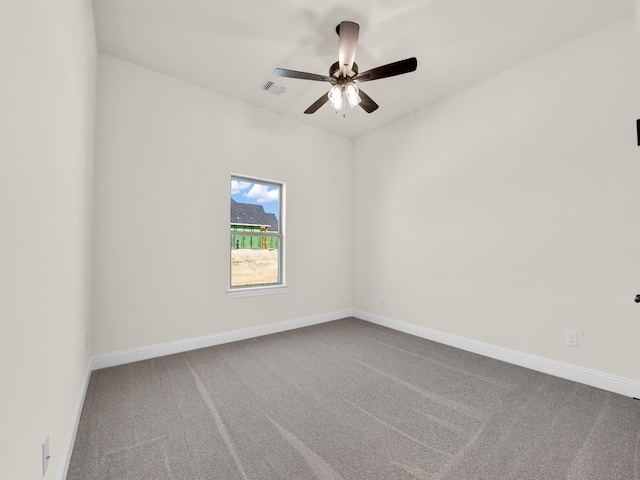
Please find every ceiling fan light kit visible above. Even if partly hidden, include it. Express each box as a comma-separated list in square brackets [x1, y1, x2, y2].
[344, 83, 361, 108]
[274, 21, 417, 116]
[329, 85, 344, 110]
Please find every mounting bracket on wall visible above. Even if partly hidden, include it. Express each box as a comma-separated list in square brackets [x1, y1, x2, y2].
[634, 294, 640, 303]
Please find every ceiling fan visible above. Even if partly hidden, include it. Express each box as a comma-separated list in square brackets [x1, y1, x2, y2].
[274, 21, 417, 115]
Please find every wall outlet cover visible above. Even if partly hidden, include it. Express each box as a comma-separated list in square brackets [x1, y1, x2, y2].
[42, 436, 49, 476]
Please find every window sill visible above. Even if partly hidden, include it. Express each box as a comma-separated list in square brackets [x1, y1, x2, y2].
[227, 285, 288, 299]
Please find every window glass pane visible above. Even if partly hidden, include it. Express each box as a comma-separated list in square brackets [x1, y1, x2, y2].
[230, 177, 281, 287]
[231, 248, 279, 287]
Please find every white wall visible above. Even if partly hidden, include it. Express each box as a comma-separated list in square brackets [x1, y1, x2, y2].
[91, 54, 352, 355]
[0, 1, 96, 478]
[353, 17, 640, 382]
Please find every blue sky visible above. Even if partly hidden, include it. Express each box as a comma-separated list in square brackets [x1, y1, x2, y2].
[231, 179, 279, 218]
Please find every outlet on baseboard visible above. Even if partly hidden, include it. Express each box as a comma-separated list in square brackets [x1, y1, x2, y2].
[566, 331, 578, 347]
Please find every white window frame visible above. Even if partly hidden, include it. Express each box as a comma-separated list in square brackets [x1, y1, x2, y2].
[227, 175, 287, 298]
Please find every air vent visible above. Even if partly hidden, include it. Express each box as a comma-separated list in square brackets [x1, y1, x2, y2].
[262, 80, 286, 97]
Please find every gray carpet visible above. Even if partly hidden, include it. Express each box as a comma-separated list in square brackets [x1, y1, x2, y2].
[67, 318, 640, 479]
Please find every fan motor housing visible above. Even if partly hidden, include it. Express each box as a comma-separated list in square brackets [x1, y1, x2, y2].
[330, 61, 358, 78]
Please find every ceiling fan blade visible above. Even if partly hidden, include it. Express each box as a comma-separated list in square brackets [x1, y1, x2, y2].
[338, 21, 359, 77]
[304, 92, 330, 114]
[357, 89, 379, 113]
[274, 68, 333, 82]
[355, 57, 417, 83]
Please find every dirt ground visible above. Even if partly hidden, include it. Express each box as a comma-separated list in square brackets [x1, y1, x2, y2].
[231, 249, 279, 286]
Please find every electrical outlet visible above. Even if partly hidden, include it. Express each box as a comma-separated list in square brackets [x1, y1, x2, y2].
[289, 299, 294, 309]
[85, 333, 89, 350]
[566, 331, 578, 347]
[380, 297, 385, 307]
[42, 436, 50, 476]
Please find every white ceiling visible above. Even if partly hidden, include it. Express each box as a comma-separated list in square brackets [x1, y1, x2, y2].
[93, 0, 634, 139]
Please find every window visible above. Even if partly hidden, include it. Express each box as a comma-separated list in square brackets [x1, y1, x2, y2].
[229, 176, 284, 294]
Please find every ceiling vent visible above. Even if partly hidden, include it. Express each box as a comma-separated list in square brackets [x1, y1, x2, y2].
[262, 80, 286, 97]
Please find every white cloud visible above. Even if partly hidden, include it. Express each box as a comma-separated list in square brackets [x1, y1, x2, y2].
[244, 184, 279, 203]
[231, 180, 252, 194]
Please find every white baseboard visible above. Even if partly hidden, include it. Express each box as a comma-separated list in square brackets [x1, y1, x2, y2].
[57, 361, 92, 480]
[91, 309, 353, 371]
[354, 309, 640, 399]
[90, 308, 640, 398]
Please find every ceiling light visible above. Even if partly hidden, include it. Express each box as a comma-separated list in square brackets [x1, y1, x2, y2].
[329, 85, 343, 110]
[345, 83, 361, 108]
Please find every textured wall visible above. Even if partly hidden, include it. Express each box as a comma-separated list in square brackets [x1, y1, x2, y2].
[0, 1, 96, 478]
[91, 54, 353, 354]
[353, 18, 640, 381]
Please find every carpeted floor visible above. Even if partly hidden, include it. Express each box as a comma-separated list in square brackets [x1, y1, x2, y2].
[67, 318, 640, 479]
